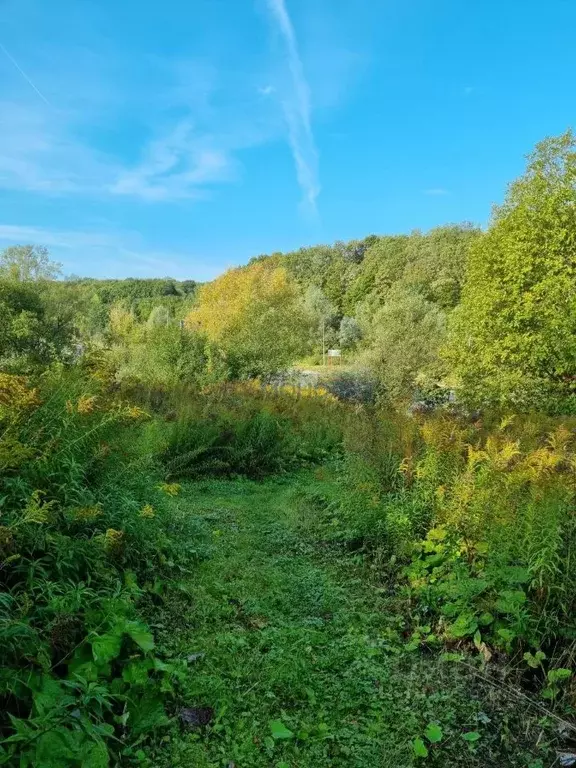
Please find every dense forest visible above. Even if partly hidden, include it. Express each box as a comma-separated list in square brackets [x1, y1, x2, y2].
[1, 132, 576, 767]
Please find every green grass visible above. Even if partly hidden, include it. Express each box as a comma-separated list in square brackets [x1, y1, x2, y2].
[146, 471, 556, 768]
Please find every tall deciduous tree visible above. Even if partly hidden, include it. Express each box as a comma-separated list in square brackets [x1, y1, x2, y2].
[0, 245, 62, 281]
[362, 287, 446, 400]
[447, 131, 576, 411]
[186, 262, 311, 377]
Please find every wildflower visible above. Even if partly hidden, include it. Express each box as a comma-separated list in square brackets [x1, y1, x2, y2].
[139, 504, 155, 519]
[157, 483, 181, 497]
[125, 406, 150, 420]
[72, 505, 102, 522]
[76, 395, 98, 415]
[104, 528, 124, 554]
[0, 374, 40, 419]
[23, 491, 56, 524]
[0, 437, 35, 470]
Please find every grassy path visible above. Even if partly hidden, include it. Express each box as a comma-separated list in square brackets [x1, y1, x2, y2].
[150, 473, 549, 768]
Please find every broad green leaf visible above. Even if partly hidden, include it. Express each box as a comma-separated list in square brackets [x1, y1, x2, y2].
[424, 723, 443, 743]
[269, 719, 294, 740]
[412, 737, 429, 757]
[495, 590, 526, 614]
[448, 613, 478, 639]
[33, 676, 71, 716]
[83, 739, 110, 768]
[91, 631, 123, 664]
[478, 612, 494, 626]
[69, 661, 99, 682]
[496, 628, 515, 645]
[462, 731, 481, 742]
[547, 667, 572, 683]
[122, 659, 152, 685]
[34, 730, 78, 765]
[126, 621, 155, 652]
[128, 692, 169, 735]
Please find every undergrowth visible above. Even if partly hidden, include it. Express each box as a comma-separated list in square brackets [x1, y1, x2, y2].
[0, 369, 207, 766]
[329, 407, 576, 713]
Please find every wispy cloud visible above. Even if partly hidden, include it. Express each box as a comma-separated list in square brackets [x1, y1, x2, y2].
[0, 99, 116, 195]
[0, 223, 217, 280]
[0, 48, 258, 203]
[109, 120, 235, 201]
[265, 0, 320, 215]
[423, 187, 449, 196]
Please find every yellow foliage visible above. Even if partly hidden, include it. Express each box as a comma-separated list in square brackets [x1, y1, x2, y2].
[103, 528, 124, 554]
[0, 374, 40, 419]
[187, 263, 297, 339]
[157, 483, 181, 496]
[72, 505, 103, 522]
[139, 504, 155, 519]
[77, 395, 98, 415]
[0, 436, 35, 470]
[109, 305, 136, 340]
[123, 405, 150, 420]
[22, 491, 57, 524]
[186, 262, 311, 371]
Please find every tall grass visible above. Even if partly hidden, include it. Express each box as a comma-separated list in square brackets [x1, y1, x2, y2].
[140, 381, 344, 480]
[335, 406, 576, 685]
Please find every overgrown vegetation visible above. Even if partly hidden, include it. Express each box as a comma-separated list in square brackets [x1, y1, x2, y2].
[2, 129, 576, 765]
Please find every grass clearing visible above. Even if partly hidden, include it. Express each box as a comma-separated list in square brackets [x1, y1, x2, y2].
[148, 471, 555, 767]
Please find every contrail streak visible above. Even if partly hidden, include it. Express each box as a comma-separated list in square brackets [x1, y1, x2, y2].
[265, 0, 319, 215]
[0, 42, 51, 106]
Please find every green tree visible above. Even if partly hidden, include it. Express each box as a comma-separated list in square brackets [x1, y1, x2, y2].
[147, 305, 172, 328]
[446, 131, 576, 411]
[338, 316, 362, 350]
[0, 244, 62, 281]
[0, 280, 74, 370]
[363, 287, 446, 400]
[187, 263, 312, 377]
[402, 224, 480, 309]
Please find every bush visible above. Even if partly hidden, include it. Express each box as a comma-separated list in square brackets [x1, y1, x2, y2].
[0, 369, 206, 765]
[335, 407, 576, 670]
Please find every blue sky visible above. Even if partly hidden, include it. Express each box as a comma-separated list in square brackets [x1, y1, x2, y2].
[1, 0, 575, 280]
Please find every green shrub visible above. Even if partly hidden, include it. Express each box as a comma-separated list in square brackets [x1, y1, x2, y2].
[0, 369, 206, 765]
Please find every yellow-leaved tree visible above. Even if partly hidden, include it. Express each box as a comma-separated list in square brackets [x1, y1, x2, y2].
[186, 262, 311, 377]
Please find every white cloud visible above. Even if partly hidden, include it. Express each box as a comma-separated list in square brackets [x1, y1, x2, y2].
[0, 50, 251, 203]
[0, 100, 116, 194]
[423, 188, 449, 196]
[258, 84, 276, 96]
[0, 223, 218, 280]
[109, 120, 236, 201]
[265, 0, 320, 215]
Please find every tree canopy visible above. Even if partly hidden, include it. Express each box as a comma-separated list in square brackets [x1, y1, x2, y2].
[186, 262, 312, 377]
[447, 131, 576, 410]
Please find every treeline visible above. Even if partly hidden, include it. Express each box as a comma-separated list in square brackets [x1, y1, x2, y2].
[245, 131, 576, 413]
[3, 131, 576, 415]
[251, 223, 480, 400]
